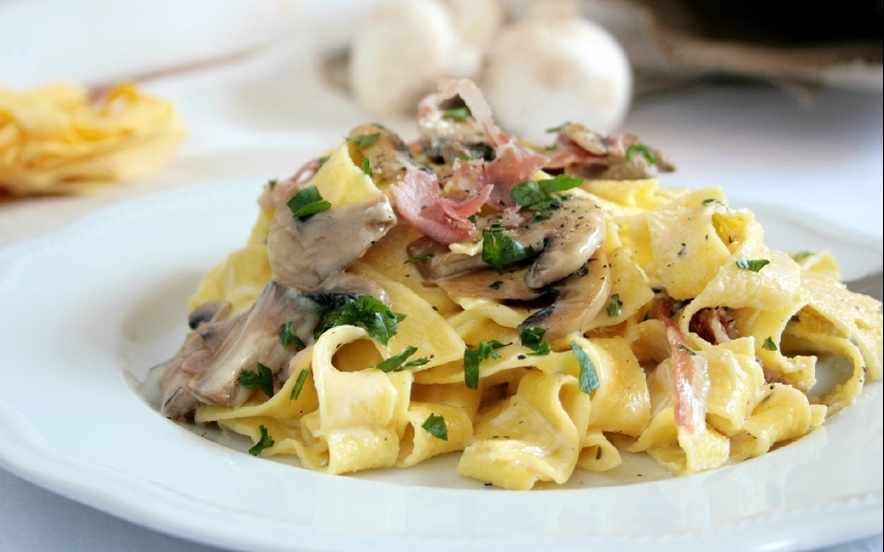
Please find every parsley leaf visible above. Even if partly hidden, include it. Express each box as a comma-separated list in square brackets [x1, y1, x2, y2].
[762, 337, 778, 351]
[735, 259, 770, 272]
[404, 253, 434, 264]
[624, 143, 658, 164]
[279, 321, 306, 349]
[678, 344, 697, 356]
[361, 157, 372, 177]
[511, 174, 583, 211]
[463, 340, 504, 389]
[545, 122, 570, 133]
[316, 295, 406, 346]
[702, 198, 723, 206]
[347, 133, 381, 148]
[290, 369, 309, 400]
[422, 413, 449, 441]
[442, 106, 470, 121]
[268, 178, 278, 190]
[489, 280, 503, 290]
[248, 425, 275, 456]
[238, 362, 274, 398]
[520, 326, 551, 355]
[287, 185, 331, 221]
[570, 341, 600, 394]
[482, 224, 535, 273]
[606, 294, 623, 318]
[791, 251, 815, 261]
[372, 345, 429, 372]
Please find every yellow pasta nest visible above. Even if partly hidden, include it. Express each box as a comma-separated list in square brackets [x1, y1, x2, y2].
[0, 82, 185, 197]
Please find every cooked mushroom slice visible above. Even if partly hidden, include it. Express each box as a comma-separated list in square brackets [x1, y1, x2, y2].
[186, 274, 392, 410]
[348, 123, 428, 184]
[434, 265, 542, 301]
[160, 305, 240, 419]
[267, 193, 397, 290]
[518, 249, 611, 341]
[406, 235, 486, 281]
[515, 194, 606, 289]
[187, 300, 232, 330]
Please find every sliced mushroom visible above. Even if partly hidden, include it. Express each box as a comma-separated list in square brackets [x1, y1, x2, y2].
[434, 265, 542, 301]
[518, 249, 611, 341]
[183, 273, 391, 411]
[267, 193, 397, 290]
[407, 194, 605, 290]
[185, 281, 320, 409]
[348, 123, 428, 184]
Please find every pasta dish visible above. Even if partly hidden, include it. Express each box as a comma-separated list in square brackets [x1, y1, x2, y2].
[148, 79, 882, 489]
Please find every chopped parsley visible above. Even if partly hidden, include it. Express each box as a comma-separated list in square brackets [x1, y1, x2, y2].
[606, 293, 623, 318]
[268, 178, 278, 190]
[624, 143, 658, 164]
[404, 253, 434, 264]
[238, 362, 274, 398]
[372, 345, 429, 372]
[570, 341, 599, 394]
[762, 337, 778, 351]
[511, 174, 584, 212]
[279, 321, 305, 349]
[347, 133, 380, 148]
[287, 185, 331, 221]
[702, 198, 723, 206]
[482, 224, 535, 273]
[463, 340, 505, 389]
[442, 106, 470, 121]
[290, 369, 309, 400]
[361, 157, 372, 177]
[316, 295, 406, 346]
[248, 425, 275, 456]
[318, 155, 330, 166]
[520, 326, 551, 356]
[792, 251, 815, 261]
[489, 280, 503, 290]
[545, 122, 570, 133]
[735, 259, 770, 272]
[678, 344, 697, 356]
[421, 413, 449, 441]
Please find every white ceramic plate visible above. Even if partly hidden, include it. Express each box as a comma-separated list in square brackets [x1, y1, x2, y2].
[0, 177, 881, 552]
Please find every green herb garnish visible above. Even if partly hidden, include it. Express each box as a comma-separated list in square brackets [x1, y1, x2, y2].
[404, 253, 434, 264]
[678, 344, 697, 356]
[318, 155, 330, 166]
[520, 326, 551, 356]
[792, 251, 815, 261]
[442, 107, 470, 121]
[702, 198, 724, 206]
[316, 295, 406, 346]
[239, 362, 274, 398]
[762, 337, 778, 351]
[545, 122, 570, 133]
[361, 157, 372, 177]
[624, 143, 658, 164]
[489, 280, 503, 290]
[482, 224, 535, 273]
[287, 185, 331, 221]
[279, 321, 306, 349]
[735, 259, 770, 272]
[372, 345, 429, 372]
[290, 369, 309, 400]
[347, 133, 381, 148]
[606, 293, 623, 318]
[463, 340, 505, 389]
[570, 341, 599, 394]
[421, 413, 449, 441]
[248, 425, 275, 456]
[268, 178, 278, 190]
[511, 174, 584, 212]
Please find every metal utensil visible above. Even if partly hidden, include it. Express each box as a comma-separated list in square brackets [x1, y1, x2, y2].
[845, 269, 883, 302]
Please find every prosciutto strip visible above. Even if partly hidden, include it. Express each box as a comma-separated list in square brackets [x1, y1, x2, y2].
[390, 171, 490, 245]
[658, 298, 709, 437]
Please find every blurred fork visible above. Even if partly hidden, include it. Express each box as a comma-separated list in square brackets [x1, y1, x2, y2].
[845, 269, 883, 302]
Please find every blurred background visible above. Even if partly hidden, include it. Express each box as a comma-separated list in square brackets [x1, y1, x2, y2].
[0, 1, 882, 551]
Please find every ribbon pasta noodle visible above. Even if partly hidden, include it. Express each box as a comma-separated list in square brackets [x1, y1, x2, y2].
[151, 79, 882, 489]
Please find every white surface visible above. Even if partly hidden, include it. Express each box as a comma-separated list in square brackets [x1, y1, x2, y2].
[0, 176, 881, 552]
[0, 6, 882, 550]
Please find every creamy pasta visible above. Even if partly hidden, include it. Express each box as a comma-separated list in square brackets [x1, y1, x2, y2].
[151, 79, 882, 489]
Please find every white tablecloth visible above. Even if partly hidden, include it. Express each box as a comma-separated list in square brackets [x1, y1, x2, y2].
[0, 3, 882, 551]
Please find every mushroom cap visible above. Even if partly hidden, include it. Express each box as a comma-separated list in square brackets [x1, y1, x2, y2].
[479, 17, 633, 143]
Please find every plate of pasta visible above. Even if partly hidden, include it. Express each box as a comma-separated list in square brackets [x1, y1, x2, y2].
[0, 79, 881, 552]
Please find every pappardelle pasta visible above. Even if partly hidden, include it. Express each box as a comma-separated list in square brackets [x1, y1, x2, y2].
[150, 79, 882, 489]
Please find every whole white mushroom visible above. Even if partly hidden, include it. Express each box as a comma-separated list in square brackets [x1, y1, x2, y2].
[479, 3, 633, 144]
